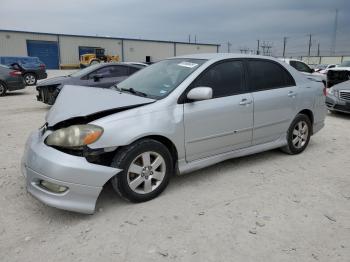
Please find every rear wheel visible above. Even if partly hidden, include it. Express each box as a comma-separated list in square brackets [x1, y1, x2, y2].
[0, 82, 7, 96]
[90, 60, 100, 66]
[281, 114, 311, 155]
[111, 139, 173, 202]
[24, 73, 37, 86]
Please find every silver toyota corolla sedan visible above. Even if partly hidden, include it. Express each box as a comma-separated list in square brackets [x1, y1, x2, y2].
[22, 53, 327, 214]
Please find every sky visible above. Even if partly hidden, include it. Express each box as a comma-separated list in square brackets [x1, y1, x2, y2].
[1, 0, 349, 57]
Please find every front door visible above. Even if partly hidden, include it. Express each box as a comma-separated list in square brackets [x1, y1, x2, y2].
[183, 60, 254, 162]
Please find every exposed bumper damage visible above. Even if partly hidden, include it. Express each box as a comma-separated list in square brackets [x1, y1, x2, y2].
[21, 130, 121, 214]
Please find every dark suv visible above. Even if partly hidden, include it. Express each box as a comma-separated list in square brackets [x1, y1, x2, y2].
[0, 56, 47, 86]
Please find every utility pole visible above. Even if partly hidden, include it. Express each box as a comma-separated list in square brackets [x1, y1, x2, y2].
[194, 35, 197, 44]
[331, 9, 338, 55]
[227, 41, 232, 53]
[257, 40, 260, 55]
[188, 34, 191, 43]
[282, 37, 287, 57]
[308, 34, 312, 57]
[317, 43, 320, 56]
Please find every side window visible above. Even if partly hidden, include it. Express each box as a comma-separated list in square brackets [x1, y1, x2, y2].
[90, 66, 128, 78]
[248, 60, 295, 91]
[109, 66, 129, 77]
[128, 67, 140, 75]
[193, 61, 244, 98]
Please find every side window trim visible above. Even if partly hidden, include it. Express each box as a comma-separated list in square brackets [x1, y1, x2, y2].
[244, 58, 296, 93]
[178, 59, 248, 104]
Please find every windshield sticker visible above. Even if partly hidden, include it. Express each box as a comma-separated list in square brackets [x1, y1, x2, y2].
[177, 61, 199, 68]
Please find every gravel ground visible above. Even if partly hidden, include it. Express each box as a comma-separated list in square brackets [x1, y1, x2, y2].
[0, 70, 349, 262]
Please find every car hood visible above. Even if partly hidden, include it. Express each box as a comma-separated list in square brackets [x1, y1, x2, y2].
[332, 80, 350, 90]
[37, 75, 71, 86]
[302, 72, 325, 82]
[46, 85, 155, 127]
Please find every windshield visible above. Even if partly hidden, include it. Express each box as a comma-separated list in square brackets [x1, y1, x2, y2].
[340, 61, 350, 67]
[117, 58, 206, 99]
[69, 64, 103, 78]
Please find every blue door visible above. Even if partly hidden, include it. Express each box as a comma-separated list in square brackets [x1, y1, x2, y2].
[27, 40, 59, 69]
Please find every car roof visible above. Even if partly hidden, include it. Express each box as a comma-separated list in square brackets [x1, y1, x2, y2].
[174, 53, 280, 62]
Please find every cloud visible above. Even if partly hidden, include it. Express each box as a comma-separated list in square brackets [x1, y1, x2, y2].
[0, 0, 349, 56]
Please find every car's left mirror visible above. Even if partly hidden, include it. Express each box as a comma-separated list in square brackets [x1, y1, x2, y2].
[187, 87, 213, 101]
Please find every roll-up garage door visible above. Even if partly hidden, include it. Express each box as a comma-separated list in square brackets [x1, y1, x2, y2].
[27, 40, 59, 69]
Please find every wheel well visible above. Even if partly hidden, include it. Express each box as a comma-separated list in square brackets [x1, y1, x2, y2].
[24, 71, 37, 77]
[298, 109, 314, 133]
[0, 80, 7, 87]
[143, 135, 178, 167]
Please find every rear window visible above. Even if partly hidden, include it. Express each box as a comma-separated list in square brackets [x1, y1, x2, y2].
[248, 60, 295, 91]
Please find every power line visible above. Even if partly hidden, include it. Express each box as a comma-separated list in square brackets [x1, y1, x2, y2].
[307, 34, 312, 57]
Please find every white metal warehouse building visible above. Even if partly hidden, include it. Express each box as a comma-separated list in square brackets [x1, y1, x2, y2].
[0, 29, 219, 69]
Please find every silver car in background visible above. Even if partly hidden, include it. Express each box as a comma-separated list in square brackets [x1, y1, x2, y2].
[22, 53, 327, 214]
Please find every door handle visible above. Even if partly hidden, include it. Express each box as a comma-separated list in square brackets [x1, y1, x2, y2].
[288, 91, 297, 98]
[239, 98, 252, 105]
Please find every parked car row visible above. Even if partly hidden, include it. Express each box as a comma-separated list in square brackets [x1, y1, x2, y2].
[0, 56, 48, 96]
[0, 64, 25, 96]
[0, 56, 47, 85]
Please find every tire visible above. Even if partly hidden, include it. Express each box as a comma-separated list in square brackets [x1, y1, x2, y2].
[0, 81, 7, 96]
[24, 73, 37, 86]
[90, 60, 100, 66]
[111, 139, 174, 202]
[281, 114, 312, 155]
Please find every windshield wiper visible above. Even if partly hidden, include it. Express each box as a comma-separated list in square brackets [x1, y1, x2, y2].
[120, 87, 148, 97]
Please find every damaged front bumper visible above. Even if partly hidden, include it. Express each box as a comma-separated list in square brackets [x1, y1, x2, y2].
[21, 130, 121, 214]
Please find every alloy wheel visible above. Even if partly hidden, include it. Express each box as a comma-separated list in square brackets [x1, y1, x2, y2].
[25, 74, 36, 85]
[292, 120, 309, 149]
[127, 151, 166, 194]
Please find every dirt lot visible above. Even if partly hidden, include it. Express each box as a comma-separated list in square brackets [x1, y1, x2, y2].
[0, 70, 349, 262]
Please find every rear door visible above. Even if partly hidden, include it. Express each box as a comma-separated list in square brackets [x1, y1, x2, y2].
[246, 59, 298, 145]
[183, 60, 254, 161]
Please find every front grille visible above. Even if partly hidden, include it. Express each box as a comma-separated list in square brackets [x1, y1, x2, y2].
[37, 85, 59, 105]
[340, 91, 350, 101]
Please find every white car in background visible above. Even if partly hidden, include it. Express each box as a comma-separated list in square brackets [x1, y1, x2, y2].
[279, 58, 326, 85]
[315, 64, 337, 74]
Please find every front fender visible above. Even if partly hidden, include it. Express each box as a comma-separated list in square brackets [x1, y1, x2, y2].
[88, 104, 185, 160]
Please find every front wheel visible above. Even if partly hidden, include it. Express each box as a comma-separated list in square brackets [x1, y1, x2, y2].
[24, 73, 37, 86]
[0, 82, 7, 96]
[111, 139, 173, 202]
[281, 114, 312, 155]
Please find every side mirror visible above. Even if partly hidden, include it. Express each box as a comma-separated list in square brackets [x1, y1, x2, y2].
[93, 74, 104, 82]
[187, 87, 213, 101]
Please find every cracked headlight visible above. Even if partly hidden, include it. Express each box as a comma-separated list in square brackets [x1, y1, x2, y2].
[45, 124, 103, 148]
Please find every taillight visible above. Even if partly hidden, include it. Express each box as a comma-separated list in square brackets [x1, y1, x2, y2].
[323, 87, 327, 96]
[9, 71, 22, 77]
[40, 64, 46, 70]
